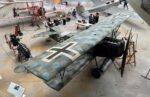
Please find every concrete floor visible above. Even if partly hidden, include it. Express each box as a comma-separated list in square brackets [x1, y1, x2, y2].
[0, 1, 150, 97]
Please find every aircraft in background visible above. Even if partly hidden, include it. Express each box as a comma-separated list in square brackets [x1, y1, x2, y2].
[0, 0, 45, 17]
[0, 0, 121, 27]
[0, 0, 61, 27]
[32, 26, 74, 43]
[76, 1, 120, 18]
[18, 11, 132, 91]
[129, 0, 150, 26]
[32, 1, 126, 43]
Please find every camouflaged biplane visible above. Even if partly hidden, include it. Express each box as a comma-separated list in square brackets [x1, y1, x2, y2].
[22, 11, 132, 91]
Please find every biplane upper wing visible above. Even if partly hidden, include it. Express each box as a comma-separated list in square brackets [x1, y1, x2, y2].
[24, 12, 131, 83]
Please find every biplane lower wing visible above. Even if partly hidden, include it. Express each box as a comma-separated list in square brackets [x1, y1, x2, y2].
[45, 53, 93, 91]
[24, 12, 131, 90]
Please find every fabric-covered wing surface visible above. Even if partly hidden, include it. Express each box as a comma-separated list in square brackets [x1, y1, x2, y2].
[24, 12, 131, 82]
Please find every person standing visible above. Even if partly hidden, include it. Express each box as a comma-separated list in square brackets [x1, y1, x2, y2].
[65, 1, 68, 6]
[53, 6, 56, 11]
[72, 9, 77, 18]
[15, 24, 23, 36]
[13, 8, 19, 17]
[123, 0, 128, 9]
[38, 7, 46, 17]
[89, 14, 94, 24]
[62, 18, 66, 25]
[47, 18, 54, 31]
[94, 13, 99, 24]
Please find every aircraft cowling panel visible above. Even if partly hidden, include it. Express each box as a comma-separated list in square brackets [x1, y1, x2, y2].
[94, 37, 125, 58]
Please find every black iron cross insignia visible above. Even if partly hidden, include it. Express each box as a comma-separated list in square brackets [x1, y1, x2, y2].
[42, 42, 80, 63]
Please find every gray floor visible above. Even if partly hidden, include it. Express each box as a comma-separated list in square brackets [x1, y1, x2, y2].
[0, 1, 150, 97]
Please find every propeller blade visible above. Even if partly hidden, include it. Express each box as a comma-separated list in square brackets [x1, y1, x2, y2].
[120, 32, 131, 77]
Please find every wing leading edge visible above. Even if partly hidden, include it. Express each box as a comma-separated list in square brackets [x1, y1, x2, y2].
[24, 12, 131, 84]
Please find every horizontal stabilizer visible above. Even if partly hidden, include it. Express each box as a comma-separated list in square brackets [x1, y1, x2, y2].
[45, 54, 93, 91]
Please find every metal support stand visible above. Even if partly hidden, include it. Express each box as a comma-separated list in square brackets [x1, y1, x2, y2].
[126, 41, 137, 66]
[127, 33, 138, 66]
[141, 69, 150, 80]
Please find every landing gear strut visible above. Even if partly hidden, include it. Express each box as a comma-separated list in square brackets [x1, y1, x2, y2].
[91, 58, 110, 78]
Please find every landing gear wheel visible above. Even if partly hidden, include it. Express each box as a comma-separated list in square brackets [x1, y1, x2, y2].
[91, 68, 101, 78]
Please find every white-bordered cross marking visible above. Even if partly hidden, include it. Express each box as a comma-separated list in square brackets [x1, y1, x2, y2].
[42, 42, 80, 63]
